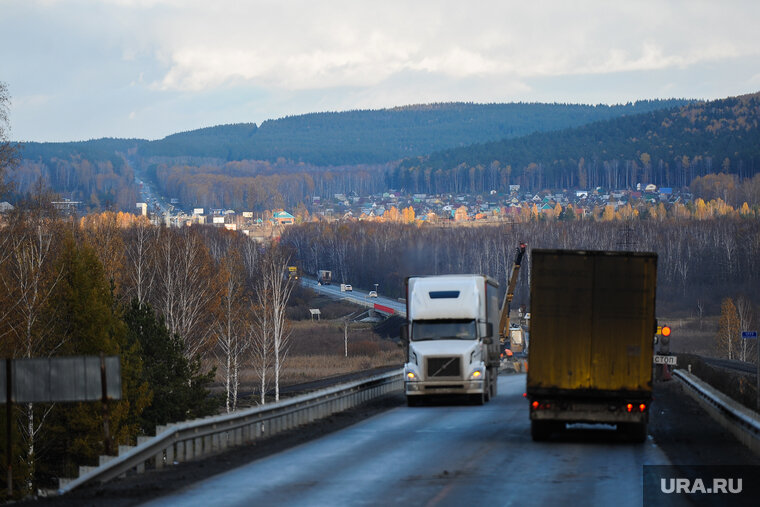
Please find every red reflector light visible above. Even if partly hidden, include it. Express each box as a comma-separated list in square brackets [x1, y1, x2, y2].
[523, 392, 527, 398]
[639, 403, 646, 412]
[531, 401, 539, 410]
[626, 403, 633, 413]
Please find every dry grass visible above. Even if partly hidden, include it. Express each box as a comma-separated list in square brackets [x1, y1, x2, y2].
[276, 351, 403, 384]
[212, 319, 404, 393]
[662, 314, 720, 356]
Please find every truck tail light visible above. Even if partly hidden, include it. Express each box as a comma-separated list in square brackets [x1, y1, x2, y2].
[639, 403, 647, 412]
[626, 403, 633, 413]
[531, 401, 539, 410]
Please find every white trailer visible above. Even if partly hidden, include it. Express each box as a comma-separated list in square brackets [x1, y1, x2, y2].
[402, 275, 500, 405]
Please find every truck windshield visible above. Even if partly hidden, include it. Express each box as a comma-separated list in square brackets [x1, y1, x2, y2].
[412, 320, 477, 341]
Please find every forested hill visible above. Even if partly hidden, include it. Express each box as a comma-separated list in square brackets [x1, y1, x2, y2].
[138, 101, 687, 165]
[10, 100, 690, 210]
[20, 100, 687, 167]
[392, 93, 760, 193]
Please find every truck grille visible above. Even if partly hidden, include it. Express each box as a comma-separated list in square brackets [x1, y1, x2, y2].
[427, 357, 461, 378]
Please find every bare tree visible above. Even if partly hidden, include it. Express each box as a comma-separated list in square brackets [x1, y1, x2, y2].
[214, 250, 247, 412]
[716, 298, 740, 360]
[253, 245, 294, 402]
[735, 296, 755, 363]
[154, 227, 218, 359]
[79, 212, 126, 301]
[249, 298, 272, 405]
[124, 218, 156, 307]
[0, 211, 64, 493]
[696, 299, 704, 330]
[1, 81, 19, 195]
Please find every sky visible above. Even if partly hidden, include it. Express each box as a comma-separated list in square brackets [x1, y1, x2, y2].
[3, 0, 760, 142]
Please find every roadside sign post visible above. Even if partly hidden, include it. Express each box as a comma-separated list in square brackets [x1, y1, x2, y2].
[743, 331, 759, 410]
[5, 359, 11, 497]
[1, 356, 121, 497]
[653, 355, 677, 365]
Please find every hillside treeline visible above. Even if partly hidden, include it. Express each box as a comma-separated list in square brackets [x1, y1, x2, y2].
[7, 100, 689, 211]
[153, 160, 387, 210]
[281, 217, 760, 316]
[0, 202, 292, 495]
[143, 101, 686, 165]
[394, 94, 760, 195]
[10, 139, 140, 210]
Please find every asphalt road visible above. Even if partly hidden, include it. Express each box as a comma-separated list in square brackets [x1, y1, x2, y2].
[301, 277, 406, 316]
[140, 374, 671, 507]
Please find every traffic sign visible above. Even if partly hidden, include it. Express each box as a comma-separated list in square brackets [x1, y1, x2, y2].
[742, 331, 757, 339]
[653, 355, 677, 365]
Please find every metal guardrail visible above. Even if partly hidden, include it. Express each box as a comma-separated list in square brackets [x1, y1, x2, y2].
[673, 369, 760, 454]
[57, 369, 404, 495]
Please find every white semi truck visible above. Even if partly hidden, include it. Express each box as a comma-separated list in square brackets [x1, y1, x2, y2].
[402, 275, 501, 405]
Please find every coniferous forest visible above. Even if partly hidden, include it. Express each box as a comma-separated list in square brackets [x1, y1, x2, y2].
[7, 95, 760, 213]
[8, 99, 701, 211]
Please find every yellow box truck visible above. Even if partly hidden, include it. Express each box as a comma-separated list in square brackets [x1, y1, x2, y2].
[527, 249, 657, 442]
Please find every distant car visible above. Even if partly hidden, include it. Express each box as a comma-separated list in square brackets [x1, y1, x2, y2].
[345, 284, 353, 291]
[368, 290, 378, 298]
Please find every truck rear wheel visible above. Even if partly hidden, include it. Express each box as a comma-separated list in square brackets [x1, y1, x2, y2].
[531, 420, 551, 441]
[619, 422, 647, 443]
[407, 396, 421, 407]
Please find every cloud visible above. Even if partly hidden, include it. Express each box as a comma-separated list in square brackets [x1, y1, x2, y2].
[143, 1, 760, 93]
[5, 0, 760, 141]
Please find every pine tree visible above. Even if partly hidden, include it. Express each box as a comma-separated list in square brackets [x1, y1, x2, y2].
[123, 300, 218, 434]
[39, 235, 150, 483]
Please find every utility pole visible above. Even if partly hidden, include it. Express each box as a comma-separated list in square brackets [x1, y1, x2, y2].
[343, 318, 349, 358]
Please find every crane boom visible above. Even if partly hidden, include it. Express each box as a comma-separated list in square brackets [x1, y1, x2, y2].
[498, 242, 527, 347]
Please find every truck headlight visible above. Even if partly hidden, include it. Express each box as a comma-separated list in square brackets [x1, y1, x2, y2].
[468, 366, 485, 380]
[405, 365, 420, 381]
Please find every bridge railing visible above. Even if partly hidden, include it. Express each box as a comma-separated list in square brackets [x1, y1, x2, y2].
[674, 369, 760, 454]
[57, 368, 403, 495]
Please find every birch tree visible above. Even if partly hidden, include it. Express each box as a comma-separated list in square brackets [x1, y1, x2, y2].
[735, 296, 755, 363]
[154, 227, 218, 359]
[124, 218, 156, 308]
[250, 298, 272, 405]
[0, 81, 19, 194]
[253, 245, 294, 402]
[717, 298, 740, 360]
[0, 208, 64, 492]
[214, 250, 247, 412]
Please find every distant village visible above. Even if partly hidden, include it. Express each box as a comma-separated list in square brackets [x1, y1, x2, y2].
[121, 183, 687, 239]
[0, 183, 693, 240]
